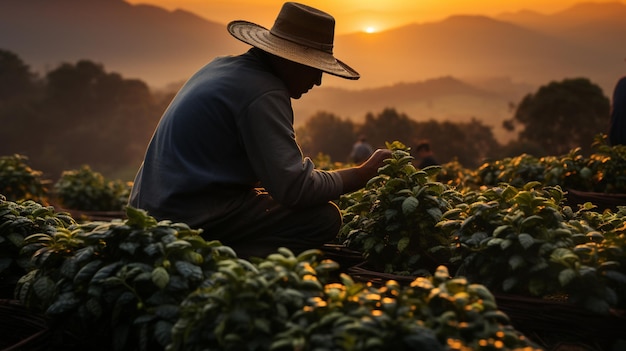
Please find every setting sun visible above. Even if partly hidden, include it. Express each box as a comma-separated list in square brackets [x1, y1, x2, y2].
[124, 0, 625, 34]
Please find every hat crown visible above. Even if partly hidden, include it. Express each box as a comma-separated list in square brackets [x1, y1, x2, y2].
[269, 2, 335, 54]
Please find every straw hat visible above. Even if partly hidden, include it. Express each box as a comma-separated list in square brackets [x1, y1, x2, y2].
[227, 2, 360, 80]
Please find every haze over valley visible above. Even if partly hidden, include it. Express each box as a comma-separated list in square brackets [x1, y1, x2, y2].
[1, 0, 624, 142]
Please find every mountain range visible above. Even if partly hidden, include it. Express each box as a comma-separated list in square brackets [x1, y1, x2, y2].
[1, 0, 625, 142]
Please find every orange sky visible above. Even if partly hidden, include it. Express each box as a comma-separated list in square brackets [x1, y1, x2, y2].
[126, 0, 623, 33]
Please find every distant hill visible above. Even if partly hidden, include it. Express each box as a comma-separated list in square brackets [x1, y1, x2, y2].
[1, 0, 623, 92]
[334, 5, 625, 94]
[0, 0, 247, 87]
[1, 0, 623, 143]
[291, 76, 530, 143]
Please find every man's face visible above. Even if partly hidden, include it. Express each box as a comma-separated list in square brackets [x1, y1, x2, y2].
[274, 57, 323, 99]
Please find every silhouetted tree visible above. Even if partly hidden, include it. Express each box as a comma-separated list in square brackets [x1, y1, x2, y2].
[0, 49, 39, 101]
[37, 60, 163, 178]
[0, 53, 164, 180]
[0, 49, 42, 160]
[504, 78, 610, 156]
[358, 108, 417, 149]
[296, 111, 356, 162]
[412, 118, 500, 168]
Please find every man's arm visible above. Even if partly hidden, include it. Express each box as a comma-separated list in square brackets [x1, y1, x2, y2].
[334, 149, 392, 194]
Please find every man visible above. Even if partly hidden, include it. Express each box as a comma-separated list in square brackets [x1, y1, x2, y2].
[415, 140, 439, 169]
[349, 135, 374, 164]
[129, 2, 391, 258]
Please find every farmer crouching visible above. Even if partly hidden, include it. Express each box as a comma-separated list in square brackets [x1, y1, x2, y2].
[129, 2, 391, 258]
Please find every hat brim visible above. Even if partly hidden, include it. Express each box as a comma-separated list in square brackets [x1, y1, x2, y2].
[228, 20, 360, 80]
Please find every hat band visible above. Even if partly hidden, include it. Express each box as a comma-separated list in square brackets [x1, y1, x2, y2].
[270, 28, 334, 54]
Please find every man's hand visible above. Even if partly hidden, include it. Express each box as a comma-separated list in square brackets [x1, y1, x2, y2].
[336, 148, 392, 194]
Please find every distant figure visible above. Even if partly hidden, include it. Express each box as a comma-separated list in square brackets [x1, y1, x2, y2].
[349, 136, 374, 164]
[609, 76, 626, 146]
[415, 140, 438, 169]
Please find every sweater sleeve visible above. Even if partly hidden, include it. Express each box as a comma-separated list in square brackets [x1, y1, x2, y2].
[237, 90, 344, 207]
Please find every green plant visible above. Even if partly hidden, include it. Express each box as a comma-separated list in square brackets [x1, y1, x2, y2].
[471, 154, 546, 189]
[168, 247, 335, 351]
[0, 154, 49, 203]
[438, 182, 626, 314]
[439, 183, 572, 295]
[53, 164, 131, 211]
[0, 196, 75, 297]
[435, 160, 475, 190]
[563, 204, 626, 311]
[339, 141, 462, 275]
[16, 207, 237, 350]
[587, 134, 626, 193]
[169, 257, 540, 351]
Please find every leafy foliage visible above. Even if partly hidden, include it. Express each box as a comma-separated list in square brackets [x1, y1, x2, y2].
[169, 252, 539, 351]
[16, 207, 237, 350]
[438, 183, 626, 314]
[339, 141, 462, 274]
[0, 154, 49, 203]
[53, 164, 131, 211]
[0, 196, 75, 297]
[465, 135, 626, 194]
[340, 140, 626, 314]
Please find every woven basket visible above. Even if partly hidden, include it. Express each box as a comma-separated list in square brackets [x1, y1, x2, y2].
[0, 299, 50, 351]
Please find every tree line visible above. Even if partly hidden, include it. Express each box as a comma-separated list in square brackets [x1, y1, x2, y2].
[0, 48, 611, 181]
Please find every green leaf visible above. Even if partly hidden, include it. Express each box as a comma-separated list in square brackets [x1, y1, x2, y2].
[518, 233, 534, 250]
[85, 297, 103, 318]
[397, 237, 410, 252]
[493, 225, 511, 238]
[92, 262, 123, 283]
[74, 259, 104, 284]
[47, 292, 80, 315]
[119, 241, 140, 255]
[558, 268, 577, 287]
[152, 266, 170, 289]
[154, 320, 173, 347]
[165, 240, 193, 250]
[508, 255, 525, 270]
[401, 196, 419, 215]
[154, 304, 180, 320]
[426, 207, 443, 221]
[502, 276, 517, 292]
[174, 261, 203, 281]
[500, 239, 513, 250]
[33, 276, 56, 302]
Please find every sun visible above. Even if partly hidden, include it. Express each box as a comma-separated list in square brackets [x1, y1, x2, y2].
[364, 26, 377, 33]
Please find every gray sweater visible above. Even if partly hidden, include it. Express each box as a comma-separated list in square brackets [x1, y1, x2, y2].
[129, 48, 343, 225]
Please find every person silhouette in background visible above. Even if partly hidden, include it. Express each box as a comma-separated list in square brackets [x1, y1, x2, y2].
[129, 2, 392, 259]
[609, 75, 626, 146]
[415, 140, 439, 169]
[349, 135, 374, 164]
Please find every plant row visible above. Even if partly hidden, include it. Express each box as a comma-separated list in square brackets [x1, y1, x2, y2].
[338, 141, 626, 316]
[0, 197, 540, 350]
[0, 154, 131, 211]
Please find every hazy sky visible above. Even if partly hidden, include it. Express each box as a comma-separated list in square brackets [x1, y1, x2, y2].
[126, 0, 623, 33]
